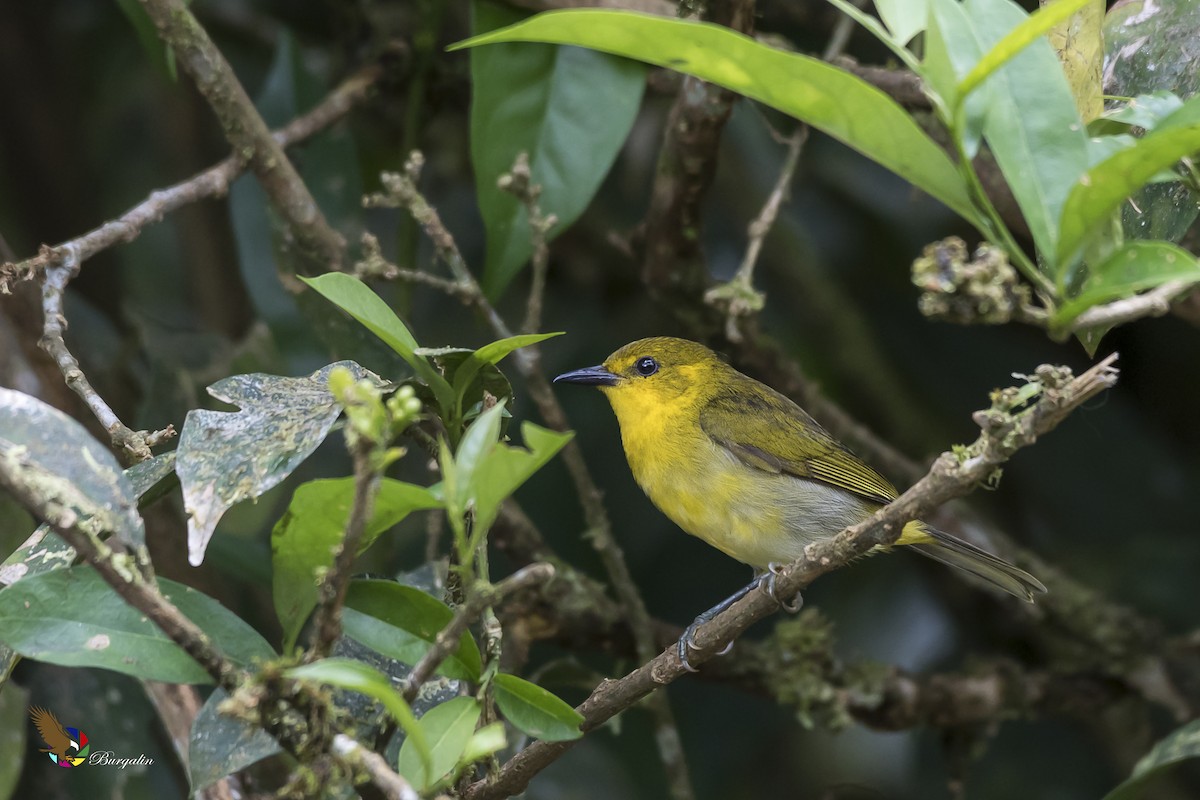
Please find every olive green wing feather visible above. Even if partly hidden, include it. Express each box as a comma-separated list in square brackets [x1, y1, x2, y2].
[699, 378, 898, 505]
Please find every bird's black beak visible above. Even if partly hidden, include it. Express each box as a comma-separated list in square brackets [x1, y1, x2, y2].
[553, 365, 620, 387]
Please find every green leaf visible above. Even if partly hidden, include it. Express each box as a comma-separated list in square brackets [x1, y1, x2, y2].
[452, 401, 508, 509]
[451, 332, 563, 407]
[452, 9, 980, 225]
[493, 672, 583, 742]
[1096, 92, 1185, 134]
[965, 0, 1090, 268]
[461, 721, 507, 763]
[1104, 718, 1200, 800]
[398, 696, 482, 791]
[923, 0, 989, 156]
[0, 566, 275, 683]
[300, 274, 455, 414]
[825, 0, 921, 72]
[873, 0, 930, 45]
[470, 2, 646, 296]
[177, 361, 381, 566]
[1057, 122, 1200, 268]
[115, 0, 176, 79]
[957, 0, 1093, 98]
[470, 422, 573, 537]
[272, 478, 442, 651]
[1051, 241, 1200, 327]
[286, 658, 430, 775]
[0, 387, 144, 546]
[343, 579, 483, 681]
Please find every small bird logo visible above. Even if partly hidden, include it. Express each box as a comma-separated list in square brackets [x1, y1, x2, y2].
[30, 706, 90, 768]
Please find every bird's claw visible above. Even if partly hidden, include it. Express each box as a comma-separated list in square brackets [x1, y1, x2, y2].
[765, 562, 804, 613]
[677, 615, 734, 672]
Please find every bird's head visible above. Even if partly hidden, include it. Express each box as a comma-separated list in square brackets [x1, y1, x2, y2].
[554, 337, 725, 419]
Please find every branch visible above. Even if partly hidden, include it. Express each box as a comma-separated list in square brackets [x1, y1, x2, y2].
[137, 0, 345, 272]
[496, 153, 557, 335]
[638, 0, 756, 300]
[309, 442, 381, 660]
[38, 248, 175, 462]
[464, 355, 1119, 799]
[1, 66, 379, 291]
[332, 734, 419, 800]
[402, 563, 554, 702]
[1067, 279, 1196, 332]
[704, 123, 807, 341]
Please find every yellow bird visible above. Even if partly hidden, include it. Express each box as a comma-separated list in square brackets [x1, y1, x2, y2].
[555, 337, 1045, 668]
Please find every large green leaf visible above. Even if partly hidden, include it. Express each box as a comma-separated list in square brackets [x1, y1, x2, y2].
[1104, 718, 1200, 800]
[1051, 241, 1200, 327]
[923, 0, 989, 156]
[0, 567, 274, 683]
[966, 0, 1090, 269]
[272, 478, 442, 651]
[301, 273, 455, 414]
[452, 9, 980, 225]
[957, 0, 1094, 98]
[286, 658, 430, 774]
[493, 672, 583, 742]
[189, 688, 281, 792]
[450, 332, 562, 410]
[397, 696, 481, 791]
[471, 1, 646, 296]
[873, 0, 930, 45]
[177, 361, 380, 566]
[1057, 121, 1200, 270]
[470, 421, 573, 537]
[343, 579, 483, 681]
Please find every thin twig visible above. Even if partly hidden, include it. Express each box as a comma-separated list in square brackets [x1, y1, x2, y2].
[495, 153, 557, 335]
[1, 66, 379, 291]
[332, 734, 420, 800]
[704, 124, 807, 341]
[137, 0, 345, 272]
[38, 246, 175, 462]
[1067, 279, 1195, 332]
[463, 355, 1119, 799]
[309, 442, 381, 660]
[403, 563, 554, 702]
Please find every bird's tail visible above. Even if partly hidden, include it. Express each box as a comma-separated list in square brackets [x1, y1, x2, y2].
[908, 525, 1047, 602]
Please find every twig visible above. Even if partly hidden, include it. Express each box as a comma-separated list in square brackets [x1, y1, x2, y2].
[463, 355, 1119, 799]
[496, 153, 557, 335]
[1066, 279, 1195, 332]
[332, 734, 420, 800]
[38, 247, 175, 462]
[371, 156, 693, 797]
[704, 124, 807, 341]
[309, 442, 381, 660]
[137, 0, 345, 272]
[403, 563, 554, 702]
[1, 66, 380, 292]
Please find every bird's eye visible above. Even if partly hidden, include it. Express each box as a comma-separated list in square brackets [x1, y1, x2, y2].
[635, 356, 659, 376]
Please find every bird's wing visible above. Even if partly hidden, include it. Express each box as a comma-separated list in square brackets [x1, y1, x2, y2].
[699, 380, 898, 506]
[30, 706, 72, 754]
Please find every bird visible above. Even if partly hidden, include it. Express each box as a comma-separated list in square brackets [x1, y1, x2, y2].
[30, 706, 82, 765]
[554, 337, 1046, 669]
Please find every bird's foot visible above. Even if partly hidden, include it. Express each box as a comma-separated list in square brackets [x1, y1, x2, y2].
[676, 579, 756, 671]
[764, 562, 803, 613]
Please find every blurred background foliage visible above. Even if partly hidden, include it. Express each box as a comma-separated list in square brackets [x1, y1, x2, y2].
[1, 0, 1199, 798]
